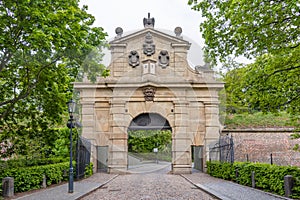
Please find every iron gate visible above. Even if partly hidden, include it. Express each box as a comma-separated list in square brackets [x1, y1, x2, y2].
[76, 137, 91, 179]
[209, 135, 234, 163]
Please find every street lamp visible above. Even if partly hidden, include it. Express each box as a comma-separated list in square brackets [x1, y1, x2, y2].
[67, 99, 76, 193]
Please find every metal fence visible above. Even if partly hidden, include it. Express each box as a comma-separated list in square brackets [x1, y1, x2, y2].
[209, 135, 234, 163]
[76, 137, 91, 179]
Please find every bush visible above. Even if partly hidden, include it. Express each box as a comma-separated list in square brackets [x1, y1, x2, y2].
[85, 163, 93, 178]
[207, 161, 300, 198]
[0, 162, 71, 194]
[0, 157, 68, 170]
[128, 130, 172, 153]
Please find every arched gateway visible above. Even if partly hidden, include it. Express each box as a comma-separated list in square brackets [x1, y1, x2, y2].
[74, 14, 224, 174]
[128, 113, 171, 131]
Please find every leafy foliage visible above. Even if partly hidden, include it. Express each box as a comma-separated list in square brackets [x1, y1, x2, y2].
[207, 161, 300, 198]
[128, 130, 172, 153]
[0, 127, 78, 159]
[189, 0, 300, 115]
[85, 162, 93, 178]
[223, 53, 300, 114]
[0, 0, 108, 156]
[188, 0, 299, 66]
[0, 157, 68, 170]
[0, 162, 71, 194]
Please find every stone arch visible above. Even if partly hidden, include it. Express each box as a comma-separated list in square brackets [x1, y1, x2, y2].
[127, 112, 173, 172]
[128, 112, 172, 131]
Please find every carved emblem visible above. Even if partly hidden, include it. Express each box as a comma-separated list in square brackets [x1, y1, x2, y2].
[143, 32, 155, 56]
[143, 13, 155, 28]
[128, 50, 140, 67]
[158, 50, 169, 68]
[143, 87, 156, 101]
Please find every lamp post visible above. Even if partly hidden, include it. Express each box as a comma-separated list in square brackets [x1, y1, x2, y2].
[67, 99, 76, 193]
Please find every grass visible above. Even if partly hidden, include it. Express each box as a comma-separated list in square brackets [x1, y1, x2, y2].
[224, 112, 297, 129]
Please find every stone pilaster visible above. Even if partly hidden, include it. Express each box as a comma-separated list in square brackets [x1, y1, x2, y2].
[172, 101, 191, 174]
[108, 99, 127, 174]
[204, 103, 221, 165]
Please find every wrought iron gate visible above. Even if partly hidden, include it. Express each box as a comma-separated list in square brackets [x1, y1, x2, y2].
[209, 135, 234, 163]
[76, 137, 91, 179]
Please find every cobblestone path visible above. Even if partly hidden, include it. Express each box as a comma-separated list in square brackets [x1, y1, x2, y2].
[81, 166, 217, 200]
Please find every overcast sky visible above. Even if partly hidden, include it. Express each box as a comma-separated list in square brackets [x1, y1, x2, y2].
[79, 0, 205, 66]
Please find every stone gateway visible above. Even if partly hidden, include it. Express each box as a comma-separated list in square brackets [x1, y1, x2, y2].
[74, 15, 223, 174]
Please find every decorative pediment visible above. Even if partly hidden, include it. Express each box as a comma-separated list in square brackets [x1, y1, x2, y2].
[109, 28, 190, 47]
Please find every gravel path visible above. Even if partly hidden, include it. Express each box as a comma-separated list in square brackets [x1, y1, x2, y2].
[81, 166, 217, 200]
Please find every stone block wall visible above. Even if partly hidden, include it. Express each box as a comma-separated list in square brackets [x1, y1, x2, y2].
[222, 129, 300, 167]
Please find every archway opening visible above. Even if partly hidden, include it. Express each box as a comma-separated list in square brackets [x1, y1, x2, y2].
[127, 113, 172, 173]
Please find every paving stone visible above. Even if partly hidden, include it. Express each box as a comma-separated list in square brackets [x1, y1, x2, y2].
[81, 166, 217, 200]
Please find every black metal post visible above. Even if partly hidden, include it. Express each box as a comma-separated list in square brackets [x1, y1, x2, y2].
[68, 115, 74, 193]
[76, 135, 80, 180]
[270, 153, 273, 165]
[230, 136, 234, 164]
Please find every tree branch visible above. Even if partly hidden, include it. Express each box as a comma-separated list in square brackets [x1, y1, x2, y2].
[0, 57, 61, 120]
[267, 65, 300, 78]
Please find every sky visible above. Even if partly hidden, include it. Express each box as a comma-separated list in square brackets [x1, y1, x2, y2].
[79, 0, 206, 66]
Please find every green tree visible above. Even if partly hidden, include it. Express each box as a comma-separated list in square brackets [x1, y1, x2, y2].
[189, 0, 300, 112]
[189, 0, 300, 147]
[188, 0, 299, 67]
[0, 0, 107, 155]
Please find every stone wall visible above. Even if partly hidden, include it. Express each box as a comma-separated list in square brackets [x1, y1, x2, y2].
[222, 129, 300, 167]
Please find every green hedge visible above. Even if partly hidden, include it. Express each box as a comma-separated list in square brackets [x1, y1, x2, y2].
[128, 130, 172, 153]
[0, 157, 68, 170]
[207, 161, 300, 198]
[0, 162, 72, 194]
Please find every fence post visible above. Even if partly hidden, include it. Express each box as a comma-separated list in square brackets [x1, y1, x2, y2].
[235, 169, 239, 183]
[284, 175, 293, 198]
[270, 153, 273, 165]
[2, 177, 14, 197]
[230, 136, 234, 163]
[246, 154, 249, 162]
[251, 171, 255, 188]
[42, 174, 47, 188]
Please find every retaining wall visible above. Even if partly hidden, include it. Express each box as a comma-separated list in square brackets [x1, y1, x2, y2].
[222, 129, 300, 166]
